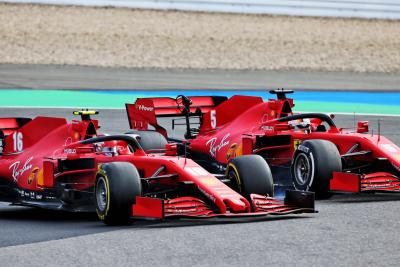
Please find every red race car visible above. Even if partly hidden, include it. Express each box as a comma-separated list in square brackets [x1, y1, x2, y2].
[126, 90, 400, 198]
[0, 110, 314, 225]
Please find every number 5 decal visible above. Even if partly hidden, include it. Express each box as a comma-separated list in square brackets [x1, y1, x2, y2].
[13, 132, 23, 152]
[210, 110, 217, 129]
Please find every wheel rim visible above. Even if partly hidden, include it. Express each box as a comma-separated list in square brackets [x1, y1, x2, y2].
[294, 153, 312, 186]
[96, 177, 108, 212]
[228, 170, 241, 193]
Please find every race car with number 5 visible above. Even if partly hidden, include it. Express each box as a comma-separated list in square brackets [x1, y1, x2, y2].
[126, 90, 400, 198]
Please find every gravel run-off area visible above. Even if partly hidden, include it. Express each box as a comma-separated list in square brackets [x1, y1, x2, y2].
[1, 3, 400, 73]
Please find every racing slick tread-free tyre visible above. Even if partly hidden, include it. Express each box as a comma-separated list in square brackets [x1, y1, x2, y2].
[126, 130, 168, 151]
[291, 139, 342, 199]
[95, 162, 142, 225]
[226, 155, 274, 199]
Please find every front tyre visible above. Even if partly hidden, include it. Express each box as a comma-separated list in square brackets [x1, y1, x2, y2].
[291, 139, 342, 199]
[95, 162, 142, 225]
[226, 155, 274, 199]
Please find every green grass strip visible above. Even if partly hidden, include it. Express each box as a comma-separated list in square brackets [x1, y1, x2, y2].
[0, 90, 398, 115]
[0, 90, 141, 108]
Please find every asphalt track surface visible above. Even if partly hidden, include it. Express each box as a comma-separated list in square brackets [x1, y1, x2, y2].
[0, 108, 400, 266]
[1, 64, 400, 90]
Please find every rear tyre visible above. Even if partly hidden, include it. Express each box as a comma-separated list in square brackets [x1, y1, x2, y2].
[126, 130, 167, 151]
[226, 155, 274, 199]
[291, 139, 342, 199]
[95, 162, 142, 225]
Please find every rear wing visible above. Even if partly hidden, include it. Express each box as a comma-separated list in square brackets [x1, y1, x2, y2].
[0, 118, 31, 136]
[0, 118, 30, 155]
[126, 96, 227, 137]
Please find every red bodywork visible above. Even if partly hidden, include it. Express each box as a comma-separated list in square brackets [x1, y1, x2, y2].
[0, 113, 314, 220]
[126, 92, 400, 194]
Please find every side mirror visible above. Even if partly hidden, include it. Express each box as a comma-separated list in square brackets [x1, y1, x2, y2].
[165, 143, 178, 156]
[357, 121, 369, 133]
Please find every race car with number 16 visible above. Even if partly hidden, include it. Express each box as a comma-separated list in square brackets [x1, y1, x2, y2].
[0, 110, 314, 225]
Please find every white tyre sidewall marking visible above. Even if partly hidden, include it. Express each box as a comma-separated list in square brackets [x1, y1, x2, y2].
[308, 152, 315, 191]
[293, 151, 315, 191]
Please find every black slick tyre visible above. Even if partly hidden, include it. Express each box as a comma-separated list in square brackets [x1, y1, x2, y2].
[95, 162, 142, 225]
[226, 155, 274, 199]
[291, 139, 342, 199]
[126, 130, 167, 151]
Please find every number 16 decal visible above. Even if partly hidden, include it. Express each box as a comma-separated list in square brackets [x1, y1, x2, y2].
[13, 132, 23, 152]
[210, 110, 217, 129]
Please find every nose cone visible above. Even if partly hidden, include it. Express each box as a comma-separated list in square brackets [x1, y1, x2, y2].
[224, 197, 250, 213]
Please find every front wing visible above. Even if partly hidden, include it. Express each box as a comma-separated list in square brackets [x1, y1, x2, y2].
[330, 171, 400, 193]
[131, 190, 315, 220]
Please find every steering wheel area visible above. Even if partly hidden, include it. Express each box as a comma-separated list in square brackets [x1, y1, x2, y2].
[288, 119, 311, 129]
[94, 139, 132, 156]
[276, 113, 336, 133]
